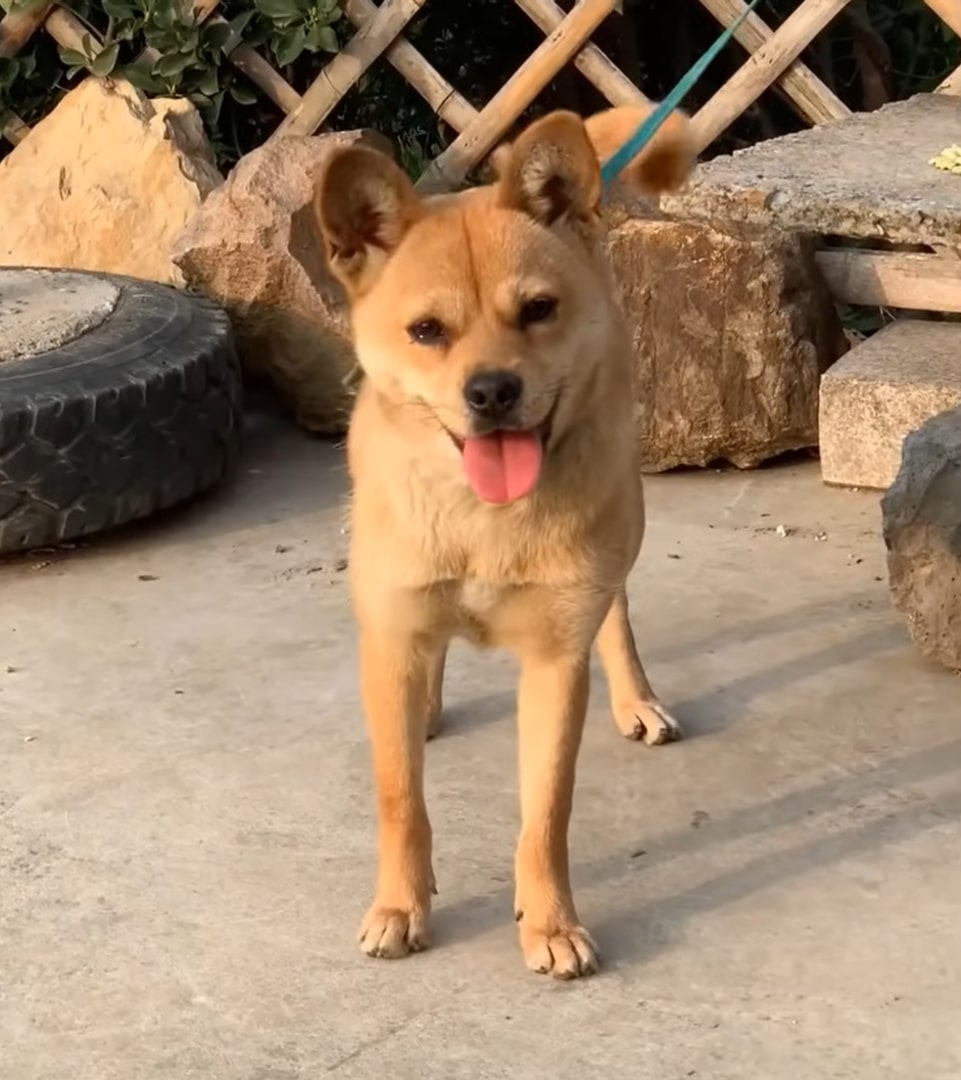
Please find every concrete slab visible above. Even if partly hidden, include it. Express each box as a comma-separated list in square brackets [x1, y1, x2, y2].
[0, 267, 119, 363]
[2, 406, 960, 1080]
[820, 319, 961, 490]
[662, 94, 961, 246]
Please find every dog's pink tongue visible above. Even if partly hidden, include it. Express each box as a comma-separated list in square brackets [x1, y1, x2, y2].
[462, 431, 543, 504]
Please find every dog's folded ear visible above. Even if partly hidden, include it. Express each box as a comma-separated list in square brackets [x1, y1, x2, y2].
[497, 110, 602, 229]
[315, 146, 420, 296]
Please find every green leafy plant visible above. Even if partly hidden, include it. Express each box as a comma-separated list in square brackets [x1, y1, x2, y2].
[46, 0, 340, 130]
[1, 0, 352, 161]
[251, 0, 339, 66]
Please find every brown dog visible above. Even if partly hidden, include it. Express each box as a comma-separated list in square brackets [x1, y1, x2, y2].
[315, 105, 694, 978]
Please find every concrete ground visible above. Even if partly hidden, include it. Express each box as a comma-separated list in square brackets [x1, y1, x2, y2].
[2, 407, 960, 1080]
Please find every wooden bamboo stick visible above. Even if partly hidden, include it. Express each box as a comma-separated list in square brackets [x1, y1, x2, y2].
[696, 0, 849, 125]
[0, 4, 88, 146]
[418, 0, 618, 192]
[938, 62, 961, 95]
[512, 0, 648, 106]
[342, 0, 477, 132]
[921, 0, 961, 39]
[0, 0, 54, 58]
[1, 109, 31, 144]
[816, 249, 961, 313]
[44, 6, 103, 55]
[691, 0, 854, 153]
[276, 0, 428, 137]
[224, 36, 302, 113]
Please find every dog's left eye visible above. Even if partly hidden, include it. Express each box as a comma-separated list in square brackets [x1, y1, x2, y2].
[407, 318, 447, 346]
[518, 296, 558, 329]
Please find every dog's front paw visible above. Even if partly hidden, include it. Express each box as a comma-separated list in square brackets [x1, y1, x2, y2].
[519, 921, 599, 980]
[613, 698, 682, 746]
[358, 902, 431, 959]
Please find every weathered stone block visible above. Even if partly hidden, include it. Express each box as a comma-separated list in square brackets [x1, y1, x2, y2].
[882, 407, 961, 672]
[820, 320, 961, 490]
[661, 94, 961, 248]
[172, 130, 392, 435]
[605, 213, 846, 471]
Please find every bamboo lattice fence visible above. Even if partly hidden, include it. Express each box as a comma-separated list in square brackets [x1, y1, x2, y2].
[2, 0, 960, 184]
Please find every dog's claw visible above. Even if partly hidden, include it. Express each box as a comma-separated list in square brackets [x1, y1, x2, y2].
[358, 903, 431, 959]
[615, 699, 683, 745]
[519, 923, 600, 979]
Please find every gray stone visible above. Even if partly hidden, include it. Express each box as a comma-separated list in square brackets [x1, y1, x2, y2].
[0, 268, 119, 363]
[820, 320, 961, 490]
[662, 94, 961, 247]
[605, 211, 847, 471]
[882, 407, 961, 672]
[172, 129, 393, 436]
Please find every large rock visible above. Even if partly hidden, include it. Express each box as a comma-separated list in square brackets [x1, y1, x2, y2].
[172, 130, 392, 435]
[882, 408, 961, 673]
[0, 77, 221, 286]
[605, 212, 847, 471]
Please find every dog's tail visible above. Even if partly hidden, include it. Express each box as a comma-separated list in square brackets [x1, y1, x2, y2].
[583, 105, 695, 195]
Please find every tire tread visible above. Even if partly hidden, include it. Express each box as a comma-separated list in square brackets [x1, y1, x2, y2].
[0, 274, 242, 554]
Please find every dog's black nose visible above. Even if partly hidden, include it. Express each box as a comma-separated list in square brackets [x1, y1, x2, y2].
[463, 370, 522, 422]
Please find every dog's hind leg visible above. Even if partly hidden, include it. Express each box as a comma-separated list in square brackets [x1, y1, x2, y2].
[596, 587, 682, 746]
[425, 643, 448, 741]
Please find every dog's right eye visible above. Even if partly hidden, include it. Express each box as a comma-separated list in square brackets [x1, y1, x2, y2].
[518, 295, 558, 329]
[407, 318, 447, 346]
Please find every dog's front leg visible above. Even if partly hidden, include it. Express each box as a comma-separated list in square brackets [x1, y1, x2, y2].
[358, 629, 436, 959]
[513, 649, 599, 979]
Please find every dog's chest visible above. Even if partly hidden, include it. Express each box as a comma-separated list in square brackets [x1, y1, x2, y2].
[455, 578, 508, 619]
[448, 577, 528, 648]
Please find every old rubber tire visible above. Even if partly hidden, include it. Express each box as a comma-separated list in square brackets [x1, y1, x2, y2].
[0, 268, 242, 554]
